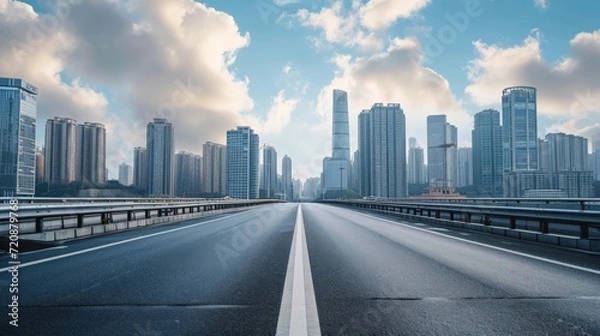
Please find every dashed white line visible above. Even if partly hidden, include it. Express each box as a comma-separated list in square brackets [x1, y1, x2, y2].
[276, 204, 321, 336]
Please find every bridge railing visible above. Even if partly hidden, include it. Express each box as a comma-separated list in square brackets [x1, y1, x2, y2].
[321, 199, 600, 240]
[0, 199, 282, 236]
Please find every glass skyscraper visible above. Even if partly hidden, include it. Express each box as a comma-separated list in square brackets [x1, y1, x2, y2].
[472, 109, 503, 196]
[146, 118, 175, 197]
[502, 86, 538, 172]
[0, 78, 38, 196]
[226, 126, 259, 199]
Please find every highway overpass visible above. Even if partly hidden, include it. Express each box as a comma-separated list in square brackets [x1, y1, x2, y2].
[0, 200, 599, 335]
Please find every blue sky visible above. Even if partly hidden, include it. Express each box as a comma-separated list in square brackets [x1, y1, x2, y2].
[2, 0, 599, 181]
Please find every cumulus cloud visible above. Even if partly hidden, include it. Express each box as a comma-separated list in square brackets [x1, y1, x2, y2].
[0, 0, 298, 176]
[242, 90, 299, 135]
[291, 0, 430, 51]
[359, 0, 431, 30]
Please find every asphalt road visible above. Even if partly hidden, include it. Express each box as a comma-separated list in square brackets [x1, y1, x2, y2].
[1, 203, 599, 335]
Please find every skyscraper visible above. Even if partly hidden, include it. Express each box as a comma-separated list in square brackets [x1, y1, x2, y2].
[408, 137, 426, 184]
[226, 126, 259, 199]
[261, 146, 277, 198]
[202, 141, 227, 195]
[358, 103, 407, 198]
[35, 147, 45, 183]
[282, 155, 292, 201]
[358, 110, 371, 196]
[146, 118, 175, 197]
[118, 163, 132, 186]
[472, 109, 503, 196]
[502, 86, 538, 172]
[427, 115, 458, 188]
[332, 89, 350, 161]
[0, 78, 38, 196]
[133, 147, 148, 191]
[457, 147, 473, 187]
[175, 151, 198, 197]
[78, 122, 106, 183]
[594, 140, 600, 181]
[322, 89, 351, 194]
[45, 117, 78, 186]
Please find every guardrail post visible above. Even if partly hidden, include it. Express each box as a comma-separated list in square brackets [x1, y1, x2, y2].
[465, 213, 471, 223]
[435, 210, 440, 219]
[580, 225, 589, 239]
[483, 215, 491, 226]
[127, 211, 134, 221]
[35, 217, 43, 233]
[450, 212, 454, 221]
[145, 210, 151, 219]
[77, 214, 84, 228]
[101, 212, 109, 224]
[509, 217, 516, 230]
[540, 220, 549, 234]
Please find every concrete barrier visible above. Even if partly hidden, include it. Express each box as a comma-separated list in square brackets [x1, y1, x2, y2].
[20, 204, 260, 242]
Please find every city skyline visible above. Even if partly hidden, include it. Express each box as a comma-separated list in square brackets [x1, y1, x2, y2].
[1, 1, 598, 181]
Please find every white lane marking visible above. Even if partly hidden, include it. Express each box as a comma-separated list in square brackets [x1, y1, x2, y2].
[458, 233, 470, 236]
[339, 207, 600, 276]
[0, 212, 246, 272]
[276, 204, 321, 336]
[20, 246, 68, 255]
[428, 228, 449, 232]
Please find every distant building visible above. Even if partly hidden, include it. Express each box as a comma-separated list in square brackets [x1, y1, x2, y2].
[146, 118, 175, 197]
[457, 147, 473, 187]
[303, 177, 320, 199]
[78, 122, 106, 183]
[322, 89, 351, 193]
[594, 140, 600, 181]
[292, 179, 302, 201]
[282, 155, 293, 201]
[408, 137, 426, 184]
[118, 163, 132, 186]
[45, 117, 78, 186]
[427, 115, 458, 188]
[35, 147, 45, 184]
[539, 133, 593, 197]
[0, 78, 38, 196]
[133, 147, 148, 191]
[226, 126, 259, 199]
[472, 109, 503, 197]
[358, 103, 407, 198]
[202, 142, 227, 195]
[261, 146, 277, 198]
[175, 151, 201, 197]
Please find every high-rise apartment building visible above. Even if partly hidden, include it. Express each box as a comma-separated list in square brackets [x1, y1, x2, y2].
[202, 142, 227, 195]
[226, 126, 259, 199]
[118, 163, 132, 186]
[358, 103, 407, 198]
[457, 147, 473, 187]
[45, 117, 78, 186]
[175, 151, 201, 197]
[427, 115, 458, 188]
[261, 146, 277, 198]
[303, 177, 321, 199]
[282, 155, 292, 201]
[78, 122, 106, 183]
[0, 78, 38, 196]
[146, 118, 175, 197]
[472, 109, 503, 196]
[133, 147, 148, 191]
[322, 89, 351, 193]
[408, 137, 426, 184]
[502, 86, 538, 172]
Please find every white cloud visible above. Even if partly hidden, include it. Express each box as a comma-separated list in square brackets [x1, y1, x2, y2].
[273, 0, 301, 5]
[242, 90, 299, 135]
[360, 0, 431, 30]
[534, 0, 548, 9]
[291, 0, 430, 51]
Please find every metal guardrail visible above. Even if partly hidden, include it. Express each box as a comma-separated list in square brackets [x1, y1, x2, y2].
[321, 199, 600, 239]
[0, 199, 283, 235]
[0, 197, 236, 205]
